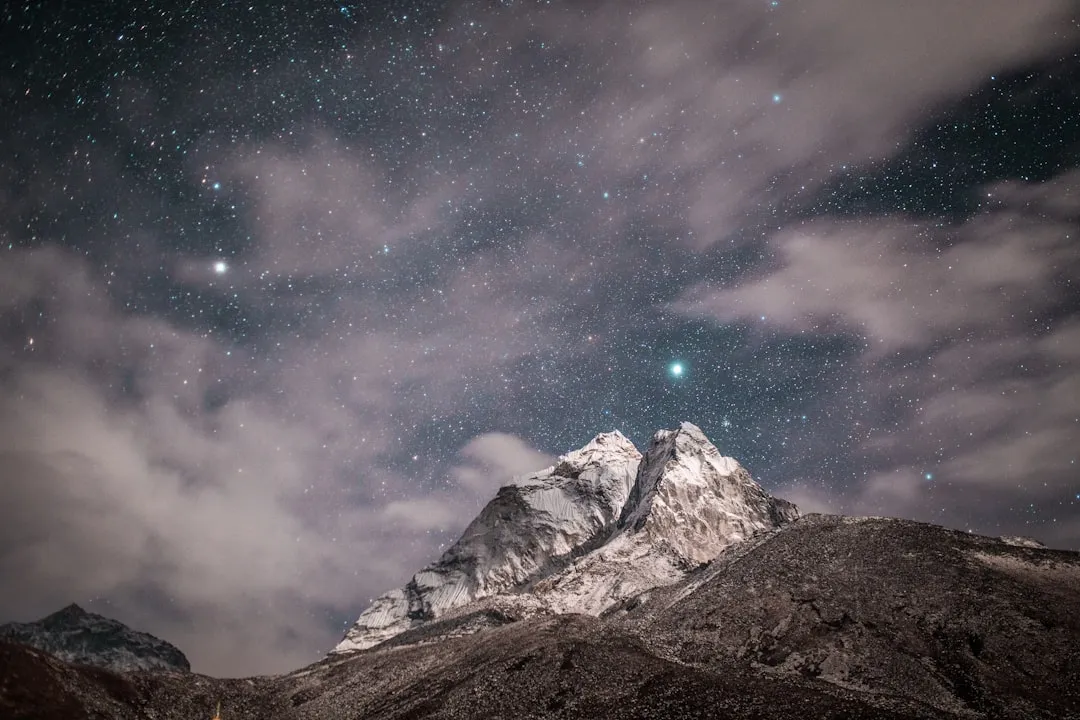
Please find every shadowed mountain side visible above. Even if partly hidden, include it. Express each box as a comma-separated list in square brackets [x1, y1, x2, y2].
[615, 515, 1080, 719]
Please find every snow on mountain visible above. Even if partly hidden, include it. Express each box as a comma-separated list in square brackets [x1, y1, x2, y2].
[333, 422, 799, 654]
[333, 431, 641, 653]
[0, 603, 190, 673]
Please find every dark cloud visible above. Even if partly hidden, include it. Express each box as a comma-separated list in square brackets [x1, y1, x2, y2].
[1, 0, 1078, 676]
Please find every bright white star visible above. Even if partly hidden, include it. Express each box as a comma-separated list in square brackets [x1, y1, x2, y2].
[213, 260, 228, 274]
[669, 362, 684, 378]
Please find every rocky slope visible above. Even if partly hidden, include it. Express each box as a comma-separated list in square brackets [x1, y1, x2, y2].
[0, 604, 189, 674]
[616, 514, 1080, 719]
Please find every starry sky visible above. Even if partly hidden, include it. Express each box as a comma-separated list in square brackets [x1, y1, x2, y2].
[1, 0, 1078, 677]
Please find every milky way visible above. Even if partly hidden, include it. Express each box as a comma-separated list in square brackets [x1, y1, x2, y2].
[1, 1, 1078, 676]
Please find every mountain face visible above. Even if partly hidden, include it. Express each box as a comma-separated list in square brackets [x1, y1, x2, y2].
[525, 422, 799, 615]
[0, 603, 190, 673]
[334, 430, 642, 653]
[335, 422, 799, 652]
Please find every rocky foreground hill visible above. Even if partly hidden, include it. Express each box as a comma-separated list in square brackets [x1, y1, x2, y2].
[2, 424, 1078, 719]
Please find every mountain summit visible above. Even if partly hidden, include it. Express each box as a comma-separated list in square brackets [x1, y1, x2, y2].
[334, 422, 798, 653]
[0, 603, 190, 673]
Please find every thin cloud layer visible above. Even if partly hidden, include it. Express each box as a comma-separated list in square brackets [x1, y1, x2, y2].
[673, 173, 1078, 350]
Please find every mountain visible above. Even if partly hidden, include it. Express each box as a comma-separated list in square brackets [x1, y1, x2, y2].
[2, 422, 1078, 719]
[3, 517, 1077, 719]
[524, 422, 799, 615]
[334, 422, 798, 652]
[0, 603, 190, 673]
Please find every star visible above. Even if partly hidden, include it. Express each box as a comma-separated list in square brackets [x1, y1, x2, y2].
[669, 362, 684, 378]
[213, 260, 228, 275]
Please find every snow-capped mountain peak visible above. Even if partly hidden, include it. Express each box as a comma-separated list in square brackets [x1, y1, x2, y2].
[333, 423, 799, 654]
[620, 422, 798, 563]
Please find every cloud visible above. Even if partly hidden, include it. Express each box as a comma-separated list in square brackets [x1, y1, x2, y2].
[470, 0, 1077, 249]
[210, 133, 462, 278]
[672, 173, 1078, 350]
[0, 245, 558, 675]
[451, 433, 554, 496]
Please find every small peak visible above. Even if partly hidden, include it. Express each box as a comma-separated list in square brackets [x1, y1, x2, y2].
[677, 421, 706, 438]
[584, 430, 638, 453]
[556, 431, 640, 470]
[41, 603, 96, 631]
[52, 603, 88, 619]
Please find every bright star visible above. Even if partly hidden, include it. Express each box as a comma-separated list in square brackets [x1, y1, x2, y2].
[213, 260, 228, 274]
[669, 362, 684, 378]
[772, 93, 782, 104]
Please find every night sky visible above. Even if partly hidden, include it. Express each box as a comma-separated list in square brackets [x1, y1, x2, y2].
[2, 0, 1079, 677]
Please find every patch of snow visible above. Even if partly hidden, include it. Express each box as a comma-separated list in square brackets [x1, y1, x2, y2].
[999, 535, 1046, 548]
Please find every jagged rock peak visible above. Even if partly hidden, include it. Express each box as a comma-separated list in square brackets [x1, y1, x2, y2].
[556, 429, 639, 462]
[543, 430, 640, 498]
[333, 424, 800, 655]
[620, 421, 798, 564]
